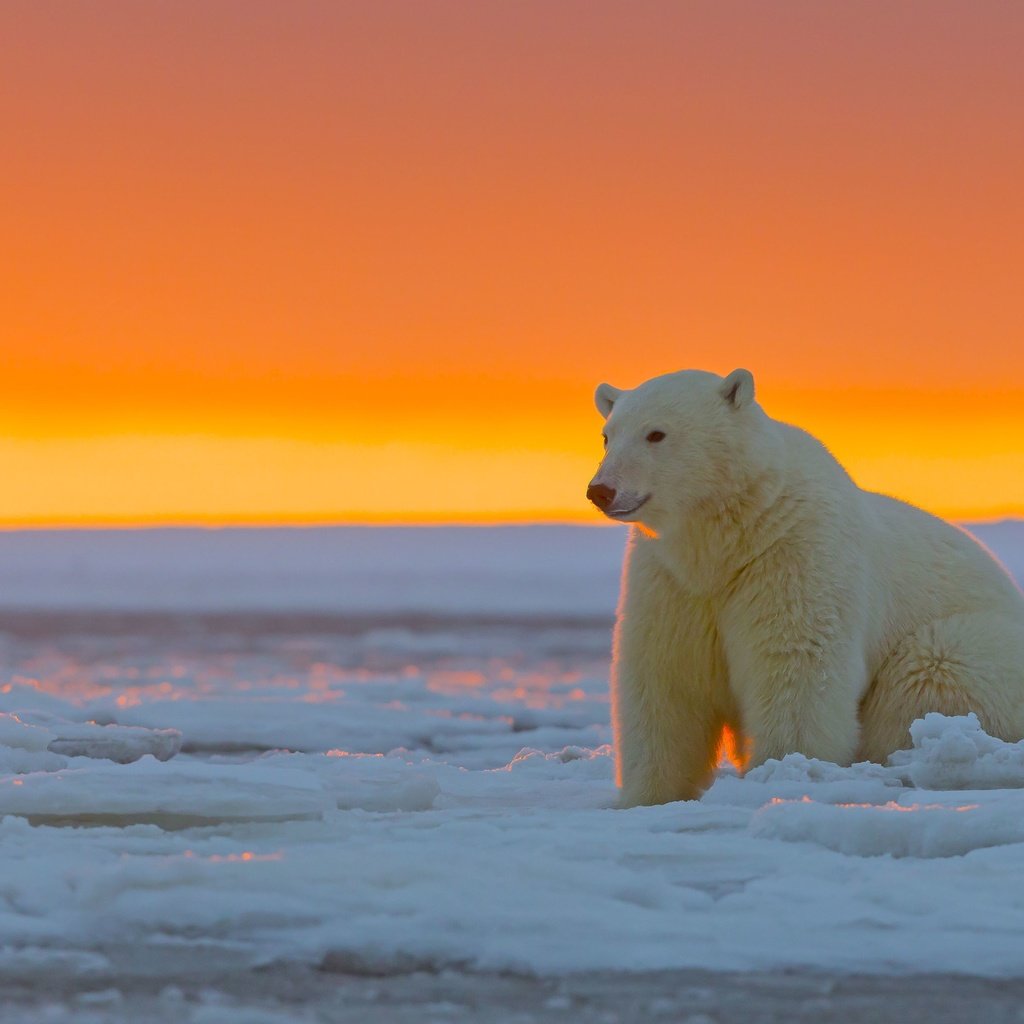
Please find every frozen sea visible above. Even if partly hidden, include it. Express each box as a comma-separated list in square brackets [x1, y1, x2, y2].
[3, 522, 1024, 1021]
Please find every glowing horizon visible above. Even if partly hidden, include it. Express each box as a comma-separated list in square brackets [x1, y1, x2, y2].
[3, 3, 1023, 527]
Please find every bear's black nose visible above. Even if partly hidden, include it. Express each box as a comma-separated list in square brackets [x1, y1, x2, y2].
[587, 483, 617, 511]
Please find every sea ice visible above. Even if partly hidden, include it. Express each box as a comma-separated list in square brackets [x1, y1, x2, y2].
[1, 525, 1024, 981]
[890, 711, 1024, 789]
[0, 758, 329, 826]
[0, 710, 181, 766]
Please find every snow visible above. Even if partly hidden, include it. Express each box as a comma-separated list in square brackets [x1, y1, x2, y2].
[891, 710, 1024, 789]
[1, 523, 1024, 980]
[0, 759, 328, 826]
[0, 526, 627, 616]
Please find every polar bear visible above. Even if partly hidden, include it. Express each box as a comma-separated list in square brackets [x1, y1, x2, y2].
[588, 368, 1024, 806]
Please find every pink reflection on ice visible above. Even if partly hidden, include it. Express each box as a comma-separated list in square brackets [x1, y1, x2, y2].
[426, 671, 487, 694]
[767, 796, 980, 813]
[181, 849, 284, 863]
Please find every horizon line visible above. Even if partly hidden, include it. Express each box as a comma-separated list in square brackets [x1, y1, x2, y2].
[2, 511, 1023, 532]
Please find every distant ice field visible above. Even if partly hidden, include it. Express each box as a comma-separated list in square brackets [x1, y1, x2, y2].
[1, 520, 1022, 617]
[1, 522, 1024, 984]
[0, 525, 628, 617]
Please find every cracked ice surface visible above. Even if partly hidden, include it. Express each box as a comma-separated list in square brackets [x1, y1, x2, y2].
[1, 524, 1024, 979]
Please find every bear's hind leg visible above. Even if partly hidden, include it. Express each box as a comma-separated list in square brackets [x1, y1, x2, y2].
[858, 611, 1024, 764]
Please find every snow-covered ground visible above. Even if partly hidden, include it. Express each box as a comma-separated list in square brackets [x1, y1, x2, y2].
[2, 522, 1024, 996]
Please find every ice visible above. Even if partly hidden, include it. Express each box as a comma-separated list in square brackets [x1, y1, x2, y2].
[0, 712, 67, 774]
[35, 711, 181, 763]
[890, 711, 1024, 789]
[317, 752, 442, 812]
[2, 719, 1024, 976]
[0, 710, 181, 766]
[0, 947, 111, 980]
[741, 716, 1024, 858]
[45, 720, 182, 763]
[0, 711, 52, 751]
[0, 525, 626, 616]
[0, 523, 1023, 981]
[0, 759, 329, 827]
[705, 752, 902, 809]
[750, 791, 1024, 858]
[0, 521, 1016, 618]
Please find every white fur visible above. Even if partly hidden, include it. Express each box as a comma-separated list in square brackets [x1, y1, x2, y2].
[591, 369, 1024, 806]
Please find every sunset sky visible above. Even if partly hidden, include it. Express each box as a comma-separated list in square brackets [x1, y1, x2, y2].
[2, 2, 1023, 525]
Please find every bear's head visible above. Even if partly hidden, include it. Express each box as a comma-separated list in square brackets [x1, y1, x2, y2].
[587, 368, 774, 532]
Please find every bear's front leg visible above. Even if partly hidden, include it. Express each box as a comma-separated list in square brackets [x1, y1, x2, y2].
[719, 554, 866, 767]
[613, 535, 725, 806]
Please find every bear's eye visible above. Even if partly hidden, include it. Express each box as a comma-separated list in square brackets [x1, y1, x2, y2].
[646, 430, 666, 443]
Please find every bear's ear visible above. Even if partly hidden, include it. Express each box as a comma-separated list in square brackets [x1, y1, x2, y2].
[720, 368, 754, 409]
[595, 383, 623, 419]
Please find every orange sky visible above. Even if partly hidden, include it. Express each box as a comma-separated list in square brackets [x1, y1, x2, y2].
[2, 2, 1023, 525]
